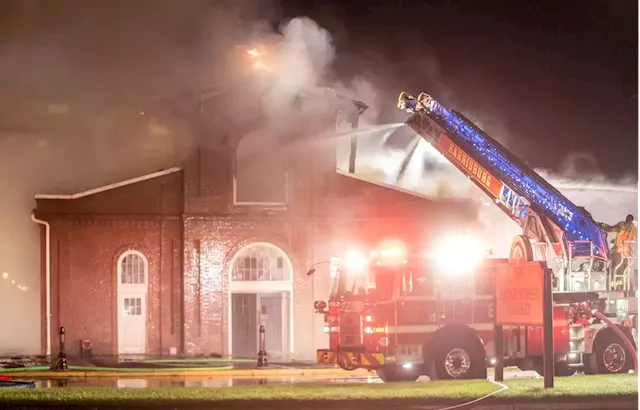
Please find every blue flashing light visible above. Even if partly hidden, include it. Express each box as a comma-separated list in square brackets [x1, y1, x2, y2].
[423, 100, 608, 259]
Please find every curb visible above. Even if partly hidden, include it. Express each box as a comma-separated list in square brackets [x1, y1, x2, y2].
[0, 368, 374, 379]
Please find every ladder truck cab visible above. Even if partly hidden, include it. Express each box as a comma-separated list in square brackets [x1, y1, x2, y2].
[314, 239, 606, 382]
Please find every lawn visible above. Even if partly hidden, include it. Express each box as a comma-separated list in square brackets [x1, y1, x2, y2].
[501, 374, 638, 399]
[0, 374, 636, 409]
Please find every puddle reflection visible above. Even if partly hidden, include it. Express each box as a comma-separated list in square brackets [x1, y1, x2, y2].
[18, 375, 383, 389]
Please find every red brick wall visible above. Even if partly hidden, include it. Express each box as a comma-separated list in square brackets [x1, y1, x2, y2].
[42, 217, 182, 356]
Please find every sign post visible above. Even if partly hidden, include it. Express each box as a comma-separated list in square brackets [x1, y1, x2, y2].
[542, 265, 554, 388]
[494, 323, 504, 382]
[495, 260, 553, 388]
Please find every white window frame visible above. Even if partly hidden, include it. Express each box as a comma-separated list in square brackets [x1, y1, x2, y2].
[232, 134, 288, 207]
[117, 250, 149, 292]
[226, 242, 294, 357]
[232, 172, 289, 207]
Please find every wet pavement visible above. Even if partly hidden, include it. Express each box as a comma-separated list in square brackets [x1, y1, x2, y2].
[10, 368, 543, 388]
[0, 356, 328, 370]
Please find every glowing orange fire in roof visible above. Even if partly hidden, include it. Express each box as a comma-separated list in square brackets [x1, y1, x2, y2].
[246, 47, 273, 73]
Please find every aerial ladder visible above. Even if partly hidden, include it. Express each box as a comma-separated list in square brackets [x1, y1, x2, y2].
[396, 92, 636, 297]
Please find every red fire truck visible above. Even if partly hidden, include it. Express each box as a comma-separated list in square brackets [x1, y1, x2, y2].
[312, 90, 637, 381]
[313, 239, 636, 382]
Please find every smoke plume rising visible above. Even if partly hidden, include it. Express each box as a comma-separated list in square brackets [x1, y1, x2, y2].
[353, 131, 638, 259]
[0, 1, 388, 355]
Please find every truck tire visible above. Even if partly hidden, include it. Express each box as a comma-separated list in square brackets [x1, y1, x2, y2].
[376, 364, 420, 383]
[431, 339, 485, 380]
[590, 331, 633, 374]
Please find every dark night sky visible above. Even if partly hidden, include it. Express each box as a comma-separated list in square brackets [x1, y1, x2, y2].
[280, 0, 638, 177]
[0, 0, 637, 178]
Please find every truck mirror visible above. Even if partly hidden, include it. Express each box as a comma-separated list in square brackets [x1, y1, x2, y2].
[314, 301, 327, 311]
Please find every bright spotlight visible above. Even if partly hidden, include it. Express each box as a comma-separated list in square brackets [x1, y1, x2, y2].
[343, 249, 368, 272]
[433, 234, 485, 275]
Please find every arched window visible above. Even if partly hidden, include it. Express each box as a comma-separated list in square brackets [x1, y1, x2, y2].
[234, 131, 287, 205]
[119, 251, 147, 285]
[230, 243, 292, 282]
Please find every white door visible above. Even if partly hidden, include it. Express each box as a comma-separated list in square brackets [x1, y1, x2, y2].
[257, 293, 284, 356]
[118, 294, 147, 354]
[117, 251, 148, 355]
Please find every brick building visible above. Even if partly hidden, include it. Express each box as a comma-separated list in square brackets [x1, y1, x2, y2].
[32, 94, 477, 360]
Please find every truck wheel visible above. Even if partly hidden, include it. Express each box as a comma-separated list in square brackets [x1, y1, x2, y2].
[376, 364, 420, 383]
[432, 341, 484, 380]
[592, 334, 633, 374]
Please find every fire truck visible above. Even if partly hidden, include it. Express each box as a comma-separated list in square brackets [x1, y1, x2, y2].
[312, 91, 638, 382]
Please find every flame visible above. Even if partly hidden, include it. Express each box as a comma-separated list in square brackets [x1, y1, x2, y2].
[247, 48, 273, 72]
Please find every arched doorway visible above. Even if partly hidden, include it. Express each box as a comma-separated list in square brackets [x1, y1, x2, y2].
[227, 242, 294, 359]
[116, 250, 148, 354]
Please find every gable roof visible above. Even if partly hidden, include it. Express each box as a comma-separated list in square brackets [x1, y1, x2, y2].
[33, 166, 435, 202]
[337, 168, 440, 201]
[34, 167, 182, 200]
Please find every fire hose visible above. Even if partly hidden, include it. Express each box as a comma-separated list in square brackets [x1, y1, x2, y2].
[592, 310, 638, 373]
[414, 380, 509, 410]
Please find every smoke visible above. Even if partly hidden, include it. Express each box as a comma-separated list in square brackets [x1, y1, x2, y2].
[220, 13, 393, 223]
[0, 1, 393, 354]
[354, 132, 638, 258]
[0, 0, 280, 355]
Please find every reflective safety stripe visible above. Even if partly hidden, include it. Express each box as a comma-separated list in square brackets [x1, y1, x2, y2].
[317, 350, 336, 364]
[316, 350, 385, 368]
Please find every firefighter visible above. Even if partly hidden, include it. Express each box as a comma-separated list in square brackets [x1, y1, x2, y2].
[397, 92, 419, 113]
[598, 214, 638, 285]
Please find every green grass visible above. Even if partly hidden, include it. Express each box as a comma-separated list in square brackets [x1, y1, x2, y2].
[502, 374, 639, 399]
[0, 374, 636, 409]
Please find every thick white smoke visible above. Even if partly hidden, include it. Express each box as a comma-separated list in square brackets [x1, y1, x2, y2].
[0, 4, 389, 355]
[353, 136, 638, 258]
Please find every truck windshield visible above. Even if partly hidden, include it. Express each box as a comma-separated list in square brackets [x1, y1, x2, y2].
[329, 267, 395, 300]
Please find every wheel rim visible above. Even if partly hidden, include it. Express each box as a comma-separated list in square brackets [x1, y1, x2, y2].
[602, 342, 626, 373]
[444, 348, 471, 378]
